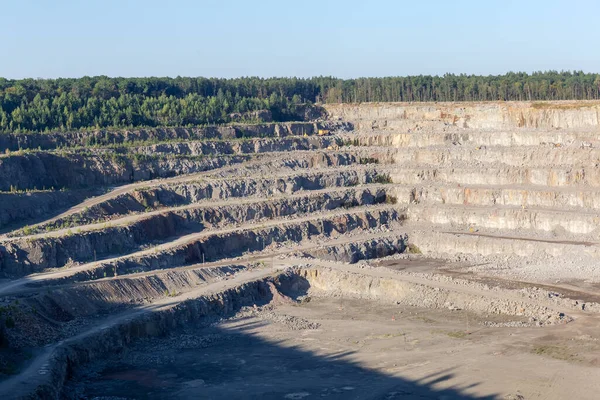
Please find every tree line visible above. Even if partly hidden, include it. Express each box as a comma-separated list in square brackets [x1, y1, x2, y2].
[1, 71, 599, 133]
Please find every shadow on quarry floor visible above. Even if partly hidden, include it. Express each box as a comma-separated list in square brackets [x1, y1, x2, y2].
[77, 318, 498, 400]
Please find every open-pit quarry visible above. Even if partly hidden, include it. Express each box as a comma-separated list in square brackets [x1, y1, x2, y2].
[2, 101, 600, 399]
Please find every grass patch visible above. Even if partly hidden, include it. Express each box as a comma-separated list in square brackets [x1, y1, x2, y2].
[431, 329, 467, 339]
[385, 195, 398, 204]
[367, 332, 406, 340]
[409, 315, 436, 324]
[407, 243, 422, 254]
[445, 330, 467, 339]
[343, 138, 361, 147]
[373, 174, 393, 184]
[359, 157, 379, 165]
[532, 345, 581, 362]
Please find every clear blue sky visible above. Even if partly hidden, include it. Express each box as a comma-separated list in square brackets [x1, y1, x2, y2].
[2, 0, 598, 79]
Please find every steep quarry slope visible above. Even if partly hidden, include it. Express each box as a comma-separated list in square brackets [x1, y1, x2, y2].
[2, 101, 600, 399]
[327, 101, 600, 282]
[326, 101, 600, 130]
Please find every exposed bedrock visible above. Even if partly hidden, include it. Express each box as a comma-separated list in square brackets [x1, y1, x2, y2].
[0, 207, 400, 277]
[7, 235, 408, 356]
[0, 121, 353, 152]
[2, 266, 249, 357]
[0, 152, 250, 192]
[25, 265, 248, 325]
[407, 205, 600, 236]
[390, 146, 600, 167]
[0, 151, 373, 231]
[18, 278, 286, 399]
[388, 165, 599, 187]
[409, 230, 600, 259]
[203, 150, 369, 179]
[285, 267, 570, 325]
[0, 136, 347, 192]
[325, 102, 600, 130]
[353, 130, 600, 149]
[390, 185, 600, 211]
[96, 208, 399, 276]
[45, 168, 387, 227]
[131, 136, 340, 156]
[301, 236, 406, 263]
[58, 209, 400, 286]
[22, 237, 407, 326]
[0, 190, 99, 231]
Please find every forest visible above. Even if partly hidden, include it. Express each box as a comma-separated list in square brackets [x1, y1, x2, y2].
[1, 71, 600, 133]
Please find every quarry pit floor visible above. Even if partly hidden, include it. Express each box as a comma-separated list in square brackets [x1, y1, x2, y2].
[72, 300, 600, 400]
[65, 259, 600, 400]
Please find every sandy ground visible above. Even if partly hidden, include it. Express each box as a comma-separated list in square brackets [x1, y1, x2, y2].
[71, 295, 600, 400]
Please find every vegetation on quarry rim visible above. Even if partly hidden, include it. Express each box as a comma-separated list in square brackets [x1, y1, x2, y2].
[2, 71, 600, 133]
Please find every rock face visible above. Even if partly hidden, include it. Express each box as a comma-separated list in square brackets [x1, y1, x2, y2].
[0, 190, 97, 230]
[0, 152, 250, 192]
[34, 167, 384, 230]
[15, 278, 285, 399]
[0, 151, 366, 231]
[0, 136, 347, 192]
[325, 101, 600, 130]
[0, 190, 393, 276]
[303, 236, 406, 263]
[135, 136, 339, 156]
[292, 266, 570, 325]
[0, 120, 350, 152]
